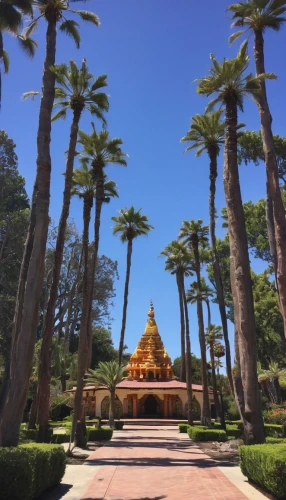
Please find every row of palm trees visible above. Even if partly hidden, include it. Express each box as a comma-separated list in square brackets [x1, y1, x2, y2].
[176, 0, 286, 444]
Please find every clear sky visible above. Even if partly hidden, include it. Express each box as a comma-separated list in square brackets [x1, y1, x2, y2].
[3, 0, 286, 368]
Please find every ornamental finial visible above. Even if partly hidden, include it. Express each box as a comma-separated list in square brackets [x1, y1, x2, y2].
[148, 300, 154, 318]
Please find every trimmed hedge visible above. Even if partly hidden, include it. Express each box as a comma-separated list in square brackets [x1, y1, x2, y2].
[264, 423, 283, 437]
[226, 424, 243, 439]
[0, 443, 66, 500]
[51, 432, 70, 444]
[87, 427, 113, 441]
[19, 429, 37, 441]
[265, 437, 286, 444]
[187, 426, 227, 442]
[240, 444, 286, 499]
[178, 423, 189, 433]
[115, 421, 124, 430]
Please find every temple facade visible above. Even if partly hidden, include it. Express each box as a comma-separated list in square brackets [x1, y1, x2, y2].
[71, 302, 215, 419]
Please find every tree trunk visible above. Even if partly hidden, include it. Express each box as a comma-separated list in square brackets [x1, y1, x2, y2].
[86, 165, 104, 369]
[193, 246, 211, 426]
[72, 195, 93, 447]
[28, 382, 38, 430]
[0, 19, 57, 447]
[180, 275, 193, 425]
[208, 146, 234, 395]
[118, 239, 133, 365]
[265, 177, 279, 291]
[261, 380, 271, 403]
[109, 390, 115, 428]
[254, 30, 286, 338]
[64, 247, 83, 352]
[37, 107, 82, 442]
[176, 274, 186, 382]
[224, 95, 264, 444]
[274, 378, 282, 405]
[209, 346, 222, 422]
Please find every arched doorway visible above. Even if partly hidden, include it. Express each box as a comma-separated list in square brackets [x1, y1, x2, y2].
[144, 395, 157, 416]
[148, 371, 154, 379]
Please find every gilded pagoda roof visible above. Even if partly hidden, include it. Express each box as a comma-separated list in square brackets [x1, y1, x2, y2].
[127, 302, 174, 380]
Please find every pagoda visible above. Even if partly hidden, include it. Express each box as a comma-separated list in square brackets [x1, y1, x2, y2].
[127, 301, 174, 380]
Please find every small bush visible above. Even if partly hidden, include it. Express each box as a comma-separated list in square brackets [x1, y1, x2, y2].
[115, 421, 124, 430]
[187, 426, 227, 442]
[213, 422, 222, 429]
[264, 423, 283, 437]
[178, 423, 189, 433]
[0, 443, 66, 500]
[226, 424, 243, 439]
[51, 432, 70, 444]
[87, 427, 113, 441]
[264, 409, 286, 426]
[19, 429, 37, 441]
[240, 443, 286, 499]
[266, 437, 286, 444]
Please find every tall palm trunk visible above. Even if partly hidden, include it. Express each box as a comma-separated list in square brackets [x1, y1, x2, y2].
[28, 381, 38, 430]
[193, 245, 211, 426]
[180, 275, 193, 425]
[254, 30, 286, 338]
[64, 246, 83, 352]
[37, 107, 82, 442]
[0, 18, 57, 447]
[109, 389, 115, 428]
[86, 165, 105, 369]
[274, 378, 281, 404]
[224, 95, 264, 444]
[205, 299, 222, 423]
[208, 146, 234, 395]
[72, 195, 93, 447]
[176, 273, 186, 382]
[118, 239, 133, 365]
[266, 177, 279, 292]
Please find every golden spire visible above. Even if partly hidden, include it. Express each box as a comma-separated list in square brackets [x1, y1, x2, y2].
[147, 299, 154, 318]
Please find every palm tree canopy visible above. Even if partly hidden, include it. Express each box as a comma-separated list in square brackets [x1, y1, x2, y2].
[112, 206, 154, 242]
[181, 111, 226, 157]
[71, 164, 96, 199]
[86, 360, 125, 392]
[196, 41, 276, 112]
[179, 219, 209, 251]
[0, 0, 32, 32]
[24, 0, 100, 49]
[50, 59, 109, 123]
[160, 240, 194, 277]
[227, 0, 286, 44]
[78, 124, 128, 172]
[205, 324, 223, 347]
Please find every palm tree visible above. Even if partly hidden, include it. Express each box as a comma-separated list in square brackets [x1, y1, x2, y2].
[265, 362, 286, 404]
[205, 324, 224, 425]
[257, 362, 274, 403]
[112, 207, 154, 365]
[228, 0, 286, 339]
[35, 61, 109, 442]
[180, 220, 211, 426]
[86, 361, 125, 428]
[196, 41, 269, 444]
[181, 111, 234, 394]
[78, 127, 127, 370]
[160, 240, 194, 424]
[0, 1, 100, 448]
[0, 0, 36, 106]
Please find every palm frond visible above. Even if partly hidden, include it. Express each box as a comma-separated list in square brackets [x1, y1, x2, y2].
[59, 20, 81, 48]
[22, 90, 40, 100]
[70, 9, 100, 26]
[2, 50, 9, 73]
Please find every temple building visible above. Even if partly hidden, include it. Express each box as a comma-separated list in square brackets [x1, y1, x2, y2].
[71, 302, 215, 419]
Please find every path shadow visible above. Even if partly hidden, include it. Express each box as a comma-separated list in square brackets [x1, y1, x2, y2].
[38, 484, 72, 499]
[85, 456, 236, 468]
[82, 497, 167, 500]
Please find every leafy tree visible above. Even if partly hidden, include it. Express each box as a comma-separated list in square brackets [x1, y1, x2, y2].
[112, 207, 154, 365]
[160, 240, 194, 424]
[205, 324, 224, 424]
[86, 361, 125, 428]
[173, 355, 211, 386]
[0, 131, 29, 403]
[36, 61, 109, 443]
[179, 219, 211, 426]
[196, 41, 267, 444]
[228, 0, 286, 341]
[181, 111, 233, 394]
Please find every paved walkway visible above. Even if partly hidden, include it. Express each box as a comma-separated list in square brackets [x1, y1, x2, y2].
[76, 426, 266, 500]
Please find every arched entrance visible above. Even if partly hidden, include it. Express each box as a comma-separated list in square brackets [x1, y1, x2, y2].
[138, 394, 163, 417]
[145, 395, 157, 415]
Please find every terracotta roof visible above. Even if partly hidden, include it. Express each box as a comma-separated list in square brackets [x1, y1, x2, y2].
[65, 380, 213, 393]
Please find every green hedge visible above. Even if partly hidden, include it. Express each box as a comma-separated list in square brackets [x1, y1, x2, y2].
[0, 444, 66, 500]
[264, 423, 283, 437]
[187, 426, 227, 442]
[19, 429, 37, 442]
[115, 421, 124, 430]
[51, 432, 70, 444]
[240, 444, 286, 499]
[226, 424, 243, 439]
[178, 423, 189, 433]
[87, 427, 113, 441]
[265, 437, 286, 444]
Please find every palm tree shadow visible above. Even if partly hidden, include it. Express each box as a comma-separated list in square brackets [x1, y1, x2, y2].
[82, 497, 167, 500]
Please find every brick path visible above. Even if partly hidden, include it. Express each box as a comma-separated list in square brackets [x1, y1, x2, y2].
[80, 426, 248, 500]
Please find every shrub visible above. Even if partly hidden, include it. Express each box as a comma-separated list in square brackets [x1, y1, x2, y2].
[86, 420, 99, 427]
[0, 443, 66, 500]
[264, 409, 286, 426]
[264, 424, 283, 437]
[115, 421, 124, 430]
[266, 437, 286, 444]
[187, 426, 227, 442]
[240, 444, 286, 499]
[51, 432, 70, 444]
[178, 423, 189, 433]
[87, 427, 113, 441]
[19, 429, 37, 441]
[213, 422, 222, 429]
[226, 424, 243, 439]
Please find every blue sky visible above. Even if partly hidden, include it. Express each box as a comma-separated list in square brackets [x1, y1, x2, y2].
[3, 0, 286, 368]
